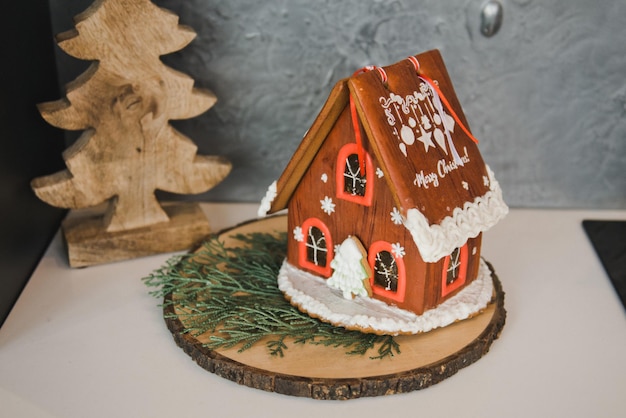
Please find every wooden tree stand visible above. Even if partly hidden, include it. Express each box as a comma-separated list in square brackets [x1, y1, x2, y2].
[32, 0, 231, 267]
[62, 201, 210, 267]
[163, 216, 506, 400]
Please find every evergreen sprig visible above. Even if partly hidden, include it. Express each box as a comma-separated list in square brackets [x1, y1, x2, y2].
[143, 232, 400, 359]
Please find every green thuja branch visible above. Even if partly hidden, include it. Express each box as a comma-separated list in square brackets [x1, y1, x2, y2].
[143, 231, 400, 359]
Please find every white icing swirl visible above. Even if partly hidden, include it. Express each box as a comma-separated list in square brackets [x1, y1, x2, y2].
[404, 166, 508, 263]
[257, 180, 277, 218]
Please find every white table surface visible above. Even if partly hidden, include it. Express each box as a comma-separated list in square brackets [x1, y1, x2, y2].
[1, 203, 625, 418]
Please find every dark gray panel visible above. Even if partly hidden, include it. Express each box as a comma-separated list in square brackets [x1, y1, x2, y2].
[0, 3, 67, 326]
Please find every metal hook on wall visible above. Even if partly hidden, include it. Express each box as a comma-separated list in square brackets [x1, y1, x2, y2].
[480, 0, 504, 37]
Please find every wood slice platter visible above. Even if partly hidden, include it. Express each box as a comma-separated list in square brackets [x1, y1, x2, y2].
[163, 215, 506, 400]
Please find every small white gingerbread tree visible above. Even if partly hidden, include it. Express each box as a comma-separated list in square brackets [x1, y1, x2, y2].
[31, 0, 231, 266]
[327, 237, 373, 299]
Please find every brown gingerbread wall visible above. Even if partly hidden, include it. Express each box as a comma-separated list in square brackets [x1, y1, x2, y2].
[285, 106, 430, 313]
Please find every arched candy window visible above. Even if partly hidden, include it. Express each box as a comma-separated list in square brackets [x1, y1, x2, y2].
[336, 143, 374, 206]
[298, 218, 333, 277]
[368, 241, 406, 303]
[441, 244, 469, 297]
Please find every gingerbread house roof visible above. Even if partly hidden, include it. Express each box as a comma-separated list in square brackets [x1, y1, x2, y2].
[260, 50, 508, 262]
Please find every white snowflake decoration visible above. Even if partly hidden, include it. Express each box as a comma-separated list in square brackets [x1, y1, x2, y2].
[320, 196, 336, 215]
[390, 207, 403, 225]
[293, 226, 304, 242]
[376, 167, 384, 178]
[461, 181, 469, 190]
[321, 173, 328, 183]
[391, 243, 405, 258]
[483, 175, 490, 187]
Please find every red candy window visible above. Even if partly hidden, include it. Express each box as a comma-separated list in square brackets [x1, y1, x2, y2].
[298, 218, 333, 277]
[368, 241, 406, 303]
[441, 244, 469, 297]
[336, 143, 374, 206]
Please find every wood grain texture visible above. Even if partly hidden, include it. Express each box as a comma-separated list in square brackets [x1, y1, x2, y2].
[62, 201, 211, 267]
[347, 50, 489, 224]
[31, 0, 231, 235]
[163, 216, 506, 400]
[270, 79, 349, 213]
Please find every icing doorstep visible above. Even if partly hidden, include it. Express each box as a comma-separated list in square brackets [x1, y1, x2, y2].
[404, 166, 509, 263]
[278, 258, 494, 335]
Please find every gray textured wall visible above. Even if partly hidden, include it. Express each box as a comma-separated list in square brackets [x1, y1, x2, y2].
[48, 0, 626, 208]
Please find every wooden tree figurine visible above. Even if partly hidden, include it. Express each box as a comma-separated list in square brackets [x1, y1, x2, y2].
[32, 0, 231, 267]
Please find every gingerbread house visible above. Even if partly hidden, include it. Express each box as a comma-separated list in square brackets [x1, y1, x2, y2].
[259, 50, 507, 330]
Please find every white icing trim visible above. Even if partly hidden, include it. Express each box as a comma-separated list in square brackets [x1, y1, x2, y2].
[278, 258, 494, 335]
[257, 180, 277, 218]
[404, 166, 508, 263]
